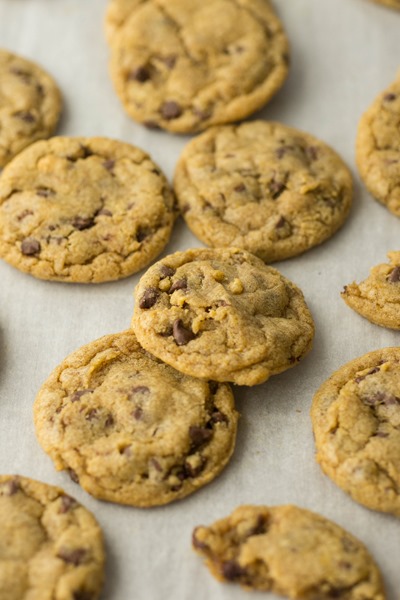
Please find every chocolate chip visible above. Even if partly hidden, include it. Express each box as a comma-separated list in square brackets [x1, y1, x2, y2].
[388, 266, 400, 283]
[80, 145, 93, 158]
[354, 367, 380, 383]
[36, 187, 55, 198]
[160, 101, 182, 120]
[105, 414, 114, 427]
[139, 288, 159, 309]
[57, 548, 87, 566]
[247, 514, 268, 536]
[21, 238, 41, 255]
[67, 468, 79, 484]
[144, 120, 161, 130]
[129, 66, 151, 82]
[384, 93, 396, 102]
[221, 560, 246, 581]
[184, 456, 206, 477]
[130, 386, 150, 395]
[276, 145, 294, 159]
[17, 209, 33, 221]
[209, 381, 219, 395]
[269, 181, 285, 199]
[132, 406, 143, 420]
[59, 494, 77, 513]
[234, 183, 246, 192]
[173, 319, 195, 346]
[160, 265, 175, 278]
[15, 111, 35, 123]
[189, 425, 212, 449]
[276, 216, 287, 228]
[85, 409, 98, 421]
[103, 159, 115, 171]
[209, 411, 228, 425]
[136, 229, 148, 243]
[73, 216, 95, 230]
[70, 389, 94, 402]
[169, 278, 187, 293]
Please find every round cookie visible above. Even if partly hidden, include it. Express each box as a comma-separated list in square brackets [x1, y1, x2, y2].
[0, 48, 61, 168]
[0, 475, 105, 600]
[341, 251, 400, 329]
[106, 0, 289, 133]
[192, 504, 385, 599]
[0, 136, 176, 282]
[311, 348, 400, 516]
[131, 247, 315, 386]
[34, 330, 238, 507]
[356, 76, 400, 216]
[174, 121, 353, 262]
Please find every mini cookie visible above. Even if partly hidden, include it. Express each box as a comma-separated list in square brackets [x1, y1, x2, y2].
[0, 475, 105, 600]
[174, 121, 353, 262]
[192, 504, 385, 599]
[311, 348, 400, 516]
[0, 136, 176, 282]
[0, 48, 61, 168]
[341, 251, 400, 329]
[106, 0, 289, 133]
[34, 330, 238, 507]
[131, 247, 314, 385]
[356, 77, 400, 216]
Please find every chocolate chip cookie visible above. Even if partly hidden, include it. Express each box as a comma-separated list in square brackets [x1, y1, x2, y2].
[356, 76, 400, 217]
[174, 121, 353, 262]
[192, 504, 385, 599]
[341, 251, 400, 329]
[34, 330, 238, 507]
[106, 0, 289, 133]
[0, 48, 61, 168]
[0, 136, 176, 282]
[131, 247, 315, 386]
[0, 475, 105, 600]
[311, 348, 400, 516]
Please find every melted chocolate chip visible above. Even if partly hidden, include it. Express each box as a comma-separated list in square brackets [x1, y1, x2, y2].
[209, 411, 228, 425]
[67, 468, 79, 484]
[57, 548, 87, 566]
[354, 367, 380, 383]
[132, 406, 143, 420]
[160, 101, 182, 120]
[363, 392, 400, 407]
[73, 216, 95, 230]
[189, 426, 212, 449]
[130, 386, 150, 395]
[169, 278, 187, 293]
[184, 457, 206, 477]
[247, 514, 268, 536]
[80, 146, 93, 158]
[384, 93, 396, 102]
[103, 159, 115, 171]
[70, 389, 94, 402]
[221, 560, 246, 581]
[269, 181, 286, 199]
[59, 494, 77, 513]
[144, 120, 161, 130]
[136, 229, 148, 242]
[130, 66, 151, 82]
[234, 183, 246, 192]
[388, 266, 400, 283]
[173, 319, 195, 346]
[21, 238, 41, 255]
[15, 110, 35, 123]
[17, 209, 33, 221]
[160, 265, 175, 278]
[105, 414, 114, 427]
[208, 381, 219, 395]
[139, 288, 159, 309]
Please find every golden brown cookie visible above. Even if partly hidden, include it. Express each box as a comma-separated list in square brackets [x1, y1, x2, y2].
[106, 0, 289, 133]
[341, 251, 400, 329]
[131, 247, 315, 386]
[0, 48, 61, 168]
[34, 330, 238, 507]
[192, 504, 385, 599]
[0, 136, 176, 282]
[311, 348, 400, 516]
[174, 121, 353, 262]
[0, 475, 105, 600]
[356, 76, 400, 216]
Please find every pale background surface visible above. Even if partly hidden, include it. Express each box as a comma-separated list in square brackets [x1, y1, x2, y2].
[0, 0, 399, 598]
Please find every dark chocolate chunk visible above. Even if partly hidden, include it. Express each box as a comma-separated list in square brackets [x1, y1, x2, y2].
[247, 514, 268, 536]
[234, 183, 246, 193]
[59, 494, 77, 513]
[17, 209, 33, 221]
[105, 414, 114, 427]
[130, 386, 150, 395]
[103, 159, 115, 171]
[139, 287, 159, 309]
[160, 265, 175, 278]
[73, 216, 95, 230]
[21, 237, 41, 255]
[67, 468, 79, 484]
[160, 101, 182, 120]
[144, 120, 161, 130]
[384, 93, 396, 102]
[132, 406, 143, 420]
[169, 278, 187, 293]
[209, 411, 228, 425]
[354, 367, 380, 383]
[57, 547, 87, 566]
[130, 66, 151, 82]
[184, 456, 206, 477]
[136, 229, 148, 243]
[189, 425, 212, 448]
[363, 392, 400, 406]
[269, 180, 285, 199]
[388, 266, 400, 283]
[221, 560, 246, 581]
[80, 145, 93, 158]
[70, 389, 94, 402]
[172, 319, 195, 346]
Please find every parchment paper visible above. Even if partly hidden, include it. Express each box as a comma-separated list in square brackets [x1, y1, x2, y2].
[0, 1, 399, 598]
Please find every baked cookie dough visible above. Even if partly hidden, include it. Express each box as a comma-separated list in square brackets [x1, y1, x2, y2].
[0, 475, 105, 600]
[131, 247, 315, 385]
[106, 0, 289, 133]
[356, 76, 400, 216]
[174, 121, 353, 262]
[34, 330, 238, 507]
[192, 504, 385, 599]
[0, 48, 61, 168]
[311, 348, 400, 516]
[0, 136, 176, 282]
[341, 251, 400, 329]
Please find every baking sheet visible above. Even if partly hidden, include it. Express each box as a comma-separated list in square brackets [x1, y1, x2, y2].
[0, 0, 399, 598]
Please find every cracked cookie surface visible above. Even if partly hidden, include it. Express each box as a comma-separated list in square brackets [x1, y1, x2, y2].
[131, 247, 314, 385]
[34, 330, 238, 507]
[0, 136, 176, 282]
[0, 48, 61, 168]
[0, 475, 105, 600]
[341, 251, 400, 330]
[356, 77, 400, 216]
[106, 0, 289, 133]
[192, 504, 385, 599]
[174, 121, 353, 262]
[311, 348, 400, 516]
